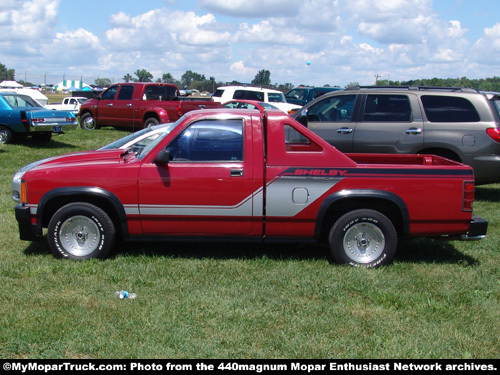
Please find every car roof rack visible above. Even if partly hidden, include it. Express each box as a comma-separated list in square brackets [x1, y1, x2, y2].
[345, 86, 479, 93]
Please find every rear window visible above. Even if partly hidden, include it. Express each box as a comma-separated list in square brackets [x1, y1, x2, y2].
[421, 95, 480, 122]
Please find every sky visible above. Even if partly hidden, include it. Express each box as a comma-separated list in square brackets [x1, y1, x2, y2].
[1, 0, 499, 88]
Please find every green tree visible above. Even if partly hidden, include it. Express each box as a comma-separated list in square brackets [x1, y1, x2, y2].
[134, 69, 153, 82]
[95, 78, 112, 87]
[252, 69, 271, 86]
[123, 73, 134, 82]
[180, 70, 206, 89]
[0, 62, 15, 81]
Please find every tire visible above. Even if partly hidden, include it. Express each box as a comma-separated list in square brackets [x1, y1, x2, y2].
[144, 117, 160, 128]
[328, 209, 397, 267]
[80, 112, 99, 130]
[0, 126, 13, 144]
[47, 202, 116, 260]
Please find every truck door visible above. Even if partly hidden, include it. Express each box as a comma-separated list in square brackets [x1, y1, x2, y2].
[352, 93, 424, 154]
[99, 85, 135, 128]
[137, 117, 257, 236]
[303, 94, 358, 152]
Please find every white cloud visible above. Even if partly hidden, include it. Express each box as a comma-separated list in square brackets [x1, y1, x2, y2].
[471, 23, 500, 64]
[199, 0, 300, 18]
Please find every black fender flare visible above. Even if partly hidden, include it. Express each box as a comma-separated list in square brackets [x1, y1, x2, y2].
[36, 187, 129, 238]
[314, 189, 410, 240]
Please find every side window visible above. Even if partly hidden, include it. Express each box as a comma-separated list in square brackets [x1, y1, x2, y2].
[167, 120, 243, 162]
[284, 125, 322, 152]
[117, 85, 134, 100]
[363, 94, 411, 121]
[101, 86, 119, 100]
[306, 94, 356, 122]
[421, 95, 480, 122]
[234, 90, 264, 101]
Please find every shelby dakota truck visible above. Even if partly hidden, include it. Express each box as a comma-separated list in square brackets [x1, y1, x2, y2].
[78, 82, 221, 130]
[12, 109, 488, 267]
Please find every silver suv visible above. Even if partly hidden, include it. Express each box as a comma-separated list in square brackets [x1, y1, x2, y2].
[294, 86, 500, 185]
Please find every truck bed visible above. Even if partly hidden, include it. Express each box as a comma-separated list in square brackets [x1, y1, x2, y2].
[346, 153, 462, 166]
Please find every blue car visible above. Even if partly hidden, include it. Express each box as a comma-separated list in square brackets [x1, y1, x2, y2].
[0, 92, 78, 144]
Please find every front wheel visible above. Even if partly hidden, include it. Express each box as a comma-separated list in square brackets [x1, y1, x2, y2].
[48, 202, 116, 260]
[80, 112, 99, 130]
[328, 209, 397, 267]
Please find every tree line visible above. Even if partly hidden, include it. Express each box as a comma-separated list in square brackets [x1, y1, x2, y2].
[2, 61, 500, 93]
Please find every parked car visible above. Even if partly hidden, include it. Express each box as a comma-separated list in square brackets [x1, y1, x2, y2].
[222, 100, 280, 114]
[0, 92, 78, 144]
[212, 85, 300, 114]
[285, 86, 342, 106]
[294, 86, 500, 185]
[45, 96, 88, 114]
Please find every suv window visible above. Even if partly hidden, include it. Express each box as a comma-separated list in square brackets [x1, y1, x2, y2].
[306, 94, 356, 122]
[363, 94, 411, 122]
[233, 90, 264, 101]
[421, 95, 480, 122]
[167, 120, 243, 162]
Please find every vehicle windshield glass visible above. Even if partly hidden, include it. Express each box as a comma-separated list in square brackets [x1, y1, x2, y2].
[98, 127, 156, 150]
[268, 92, 285, 103]
[137, 116, 185, 160]
[3, 94, 41, 108]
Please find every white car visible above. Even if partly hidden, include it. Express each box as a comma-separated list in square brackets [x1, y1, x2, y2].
[212, 85, 300, 114]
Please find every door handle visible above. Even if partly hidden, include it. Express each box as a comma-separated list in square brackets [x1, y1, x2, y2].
[107, 103, 114, 107]
[336, 127, 353, 134]
[230, 169, 244, 177]
[126, 103, 132, 107]
[405, 128, 422, 135]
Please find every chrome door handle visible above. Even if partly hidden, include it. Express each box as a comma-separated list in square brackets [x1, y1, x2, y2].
[336, 127, 353, 134]
[405, 128, 422, 135]
[230, 169, 244, 177]
[107, 103, 114, 107]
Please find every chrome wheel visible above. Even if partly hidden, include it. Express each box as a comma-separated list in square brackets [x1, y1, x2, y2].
[59, 215, 100, 257]
[343, 222, 385, 264]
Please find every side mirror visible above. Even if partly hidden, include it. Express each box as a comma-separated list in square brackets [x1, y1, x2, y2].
[297, 108, 308, 126]
[154, 149, 171, 165]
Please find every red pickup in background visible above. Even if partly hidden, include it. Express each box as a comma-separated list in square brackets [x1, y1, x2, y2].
[78, 82, 221, 130]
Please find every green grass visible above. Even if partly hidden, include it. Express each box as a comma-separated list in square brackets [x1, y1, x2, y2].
[0, 128, 499, 359]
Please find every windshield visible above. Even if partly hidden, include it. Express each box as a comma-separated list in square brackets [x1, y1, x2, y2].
[137, 116, 186, 160]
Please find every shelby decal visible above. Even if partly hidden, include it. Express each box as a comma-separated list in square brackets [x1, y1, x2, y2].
[293, 168, 348, 177]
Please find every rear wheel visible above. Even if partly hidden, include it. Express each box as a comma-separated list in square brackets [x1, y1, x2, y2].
[144, 117, 160, 128]
[48, 202, 116, 260]
[328, 209, 397, 267]
[0, 126, 13, 144]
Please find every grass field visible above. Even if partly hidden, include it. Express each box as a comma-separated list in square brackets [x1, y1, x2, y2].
[0, 125, 499, 359]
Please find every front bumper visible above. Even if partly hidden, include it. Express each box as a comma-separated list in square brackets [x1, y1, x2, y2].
[15, 204, 43, 241]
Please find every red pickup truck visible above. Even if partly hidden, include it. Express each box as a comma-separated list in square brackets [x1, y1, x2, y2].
[12, 109, 487, 267]
[78, 82, 221, 130]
